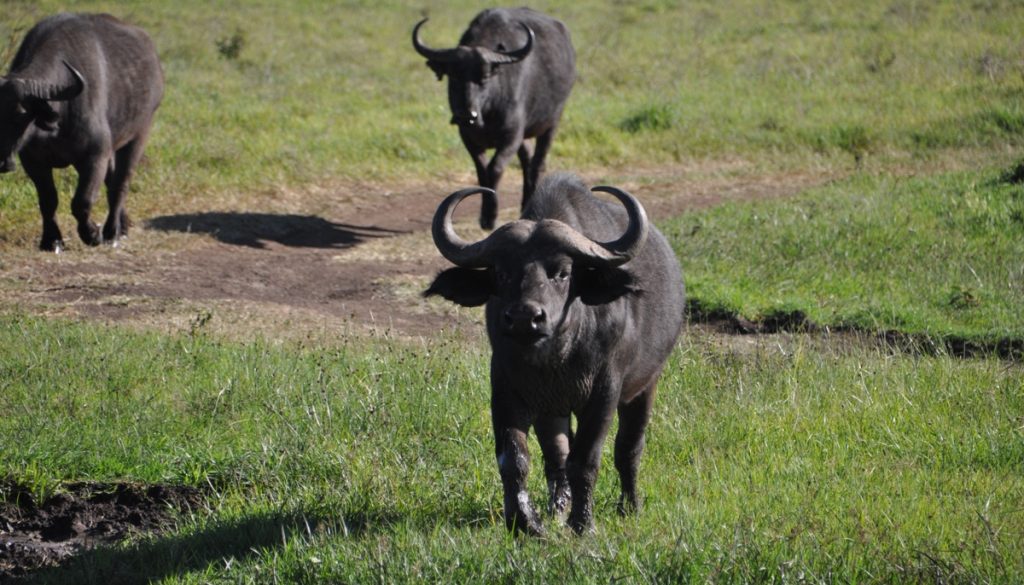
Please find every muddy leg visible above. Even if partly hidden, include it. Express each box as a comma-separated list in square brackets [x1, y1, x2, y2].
[534, 415, 571, 515]
[492, 377, 542, 536]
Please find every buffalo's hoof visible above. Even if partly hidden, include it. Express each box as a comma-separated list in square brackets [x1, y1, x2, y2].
[505, 493, 545, 537]
[78, 222, 102, 246]
[479, 214, 496, 231]
[508, 511, 545, 538]
[547, 480, 571, 516]
[102, 225, 120, 243]
[616, 492, 641, 517]
[39, 239, 64, 254]
[567, 507, 595, 535]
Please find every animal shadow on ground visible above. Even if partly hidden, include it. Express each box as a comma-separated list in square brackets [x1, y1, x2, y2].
[146, 212, 406, 249]
[12, 509, 400, 584]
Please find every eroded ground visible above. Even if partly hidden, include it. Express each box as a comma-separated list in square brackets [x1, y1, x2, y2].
[0, 482, 203, 581]
[0, 165, 832, 342]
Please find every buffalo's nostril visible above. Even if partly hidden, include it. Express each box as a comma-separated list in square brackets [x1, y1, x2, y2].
[531, 309, 546, 327]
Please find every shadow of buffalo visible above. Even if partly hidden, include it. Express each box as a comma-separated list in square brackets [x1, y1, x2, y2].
[146, 212, 406, 249]
[15, 507, 494, 584]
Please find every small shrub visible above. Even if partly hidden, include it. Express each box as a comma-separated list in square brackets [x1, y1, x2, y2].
[215, 29, 245, 61]
[948, 286, 981, 310]
[620, 103, 677, 133]
[834, 125, 873, 168]
[865, 46, 896, 73]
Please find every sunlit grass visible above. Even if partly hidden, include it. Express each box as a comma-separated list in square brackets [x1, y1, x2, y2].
[1, 315, 1022, 582]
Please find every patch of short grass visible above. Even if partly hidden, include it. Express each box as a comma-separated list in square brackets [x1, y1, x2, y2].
[1, 314, 1022, 582]
[666, 165, 1024, 348]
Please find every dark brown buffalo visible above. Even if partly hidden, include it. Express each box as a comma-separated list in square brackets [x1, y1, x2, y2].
[0, 13, 164, 251]
[425, 173, 686, 535]
[413, 8, 576, 230]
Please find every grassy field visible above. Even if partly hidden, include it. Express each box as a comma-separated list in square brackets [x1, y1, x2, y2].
[1, 0, 1023, 243]
[1, 315, 1021, 583]
[2, 0, 1024, 583]
[667, 165, 1024, 351]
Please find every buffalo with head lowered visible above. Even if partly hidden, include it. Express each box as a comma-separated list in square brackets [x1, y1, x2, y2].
[413, 8, 576, 230]
[425, 173, 686, 535]
[0, 13, 163, 251]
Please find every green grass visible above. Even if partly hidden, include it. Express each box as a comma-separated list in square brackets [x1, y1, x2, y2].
[1, 314, 1022, 583]
[667, 165, 1024, 349]
[2, 1, 1024, 582]
[2, 0, 1024, 242]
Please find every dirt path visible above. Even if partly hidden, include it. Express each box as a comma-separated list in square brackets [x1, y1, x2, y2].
[0, 166, 832, 342]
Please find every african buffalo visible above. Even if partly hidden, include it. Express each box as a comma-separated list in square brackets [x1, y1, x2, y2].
[425, 173, 686, 535]
[0, 13, 163, 252]
[413, 8, 576, 230]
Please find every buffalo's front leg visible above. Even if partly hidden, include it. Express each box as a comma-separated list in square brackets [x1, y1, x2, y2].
[492, 388, 542, 535]
[71, 157, 110, 246]
[517, 141, 534, 206]
[479, 129, 524, 230]
[523, 126, 556, 210]
[22, 158, 63, 252]
[567, 389, 616, 534]
[459, 127, 499, 230]
[534, 415, 571, 516]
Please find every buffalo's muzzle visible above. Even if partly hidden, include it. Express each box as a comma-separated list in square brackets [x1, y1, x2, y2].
[450, 110, 480, 127]
[503, 302, 547, 339]
[0, 157, 15, 173]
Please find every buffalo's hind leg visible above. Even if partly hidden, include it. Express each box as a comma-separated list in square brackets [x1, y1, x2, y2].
[22, 159, 63, 252]
[534, 415, 572, 516]
[103, 131, 149, 244]
[614, 383, 657, 516]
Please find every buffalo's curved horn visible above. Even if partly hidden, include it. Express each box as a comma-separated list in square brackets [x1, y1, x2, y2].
[412, 18, 458, 63]
[16, 61, 85, 102]
[581, 186, 650, 266]
[432, 187, 502, 268]
[482, 23, 534, 65]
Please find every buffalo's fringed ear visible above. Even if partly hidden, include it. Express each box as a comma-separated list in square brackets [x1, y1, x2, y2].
[575, 266, 640, 306]
[30, 100, 60, 131]
[423, 267, 493, 307]
[426, 60, 446, 81]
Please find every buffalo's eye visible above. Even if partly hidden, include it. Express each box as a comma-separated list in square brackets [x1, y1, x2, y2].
[553, 268, 570, 282]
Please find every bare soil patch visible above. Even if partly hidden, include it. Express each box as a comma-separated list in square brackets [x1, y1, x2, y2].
[0, 482, 203, 580]
[0, 165, 833, 342]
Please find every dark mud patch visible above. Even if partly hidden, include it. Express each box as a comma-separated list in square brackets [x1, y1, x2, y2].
[1, 481, 204, 580]
[687, 300, 1023, 360]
